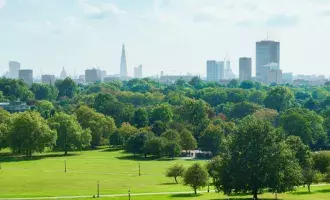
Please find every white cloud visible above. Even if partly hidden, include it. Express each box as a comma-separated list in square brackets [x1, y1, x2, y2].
[0, 0, 6, 9]
[78, 0, 126, 19]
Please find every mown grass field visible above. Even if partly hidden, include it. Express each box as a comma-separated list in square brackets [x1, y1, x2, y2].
[1, 147, 330, 199]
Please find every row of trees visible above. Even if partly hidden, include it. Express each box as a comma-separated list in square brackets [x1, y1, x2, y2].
[165, 116, 330, 199]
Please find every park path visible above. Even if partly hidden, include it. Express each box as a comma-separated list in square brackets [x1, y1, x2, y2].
[0, 184, 328, 200]
[0, 191, 210, 200]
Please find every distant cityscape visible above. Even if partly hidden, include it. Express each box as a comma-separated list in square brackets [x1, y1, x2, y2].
[3, 40, 329, 86]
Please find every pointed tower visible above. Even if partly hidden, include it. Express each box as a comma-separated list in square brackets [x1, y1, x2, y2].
[120, 44, 127, 77]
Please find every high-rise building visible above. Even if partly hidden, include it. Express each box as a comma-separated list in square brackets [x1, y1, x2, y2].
[42, 74, 56, 85]
[19, 69, 33, 85]
[224, 60, 236, 79]
[60, 67, 68, 79]
[9, 61, 21, 79]
[120, 44, 127, 77]
[207, 60, 224, 82]
[260, 63, 282, 84]
[85, 68, 102, 84]
[256, 40, 280, 77]
[134, 65, 143, 78]
[239, 57, 252, 81]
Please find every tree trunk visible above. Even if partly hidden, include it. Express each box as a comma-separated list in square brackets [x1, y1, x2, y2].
[253, 190, 258, 200]
[65, 150, 68, 155]
[194, 187, 197, 194]
[174, 176, 178, 184]
[308, 184, 311, 193]
[144, 154, 147, 158]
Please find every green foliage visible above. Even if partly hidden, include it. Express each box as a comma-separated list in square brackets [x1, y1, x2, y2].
[264, 86, 295, 111]
[31, 83, 58, 101]
[240, 80, 255, 89]
[152, 120, 170, 136]
[75, 105, 116, 147]
[228, 101, 262, 119]
[161, 129, 180, 141]
[183, 163, 209, 194]
[165, 164, 185, 183]
[8, 111, 57, 156]
[212, 116, 302, 199]
[0, 78, 34, 101]
[165, 141, 182, 159]
[0, 108, 11, 149]
[199, 124, 226, 156]
[248, 90, 267, 105]
[252, 108, 279, 125]
[313, 151, 330, 173]
[35, 100, 55, 119]
[180, 129, 197, 152]
[133, 108, 149, 128]
[55, 78, 77, 98]
[125, 131, 154, 156]
[143, 137, 167, 157]
[48, 112, 92, 154]
[200, 88, 227, 107]
[280, 108, 326, 146]
[150, 103, 173, 123]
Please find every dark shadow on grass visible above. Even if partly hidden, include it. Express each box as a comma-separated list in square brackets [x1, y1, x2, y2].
[99, 147, 122, 152]
[292, 188, 330, 195]
[160, 182, 178, 186]
[116, 155, 162, 161]
[0, 152, 79, 163]
[170, 193, 203, 198]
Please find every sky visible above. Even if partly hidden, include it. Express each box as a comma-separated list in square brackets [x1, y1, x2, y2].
[1, 0, 330, 78]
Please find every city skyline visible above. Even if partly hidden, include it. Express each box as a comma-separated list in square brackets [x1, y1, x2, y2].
[1, 0, 330, 77]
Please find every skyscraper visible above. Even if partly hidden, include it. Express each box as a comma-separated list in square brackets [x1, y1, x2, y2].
[60, 67, 68, 79]
[239, 57, 252, 81]
[42, 74, 56, 85]
[9, 61, 20, 79]
[134, 65, 143, 78]
[85, 68, 102, 84]
[256, 40, 280, 77]
[19, 69, 33, 85]
[207, 60, 224, 82]
[120, 44, 127, 77]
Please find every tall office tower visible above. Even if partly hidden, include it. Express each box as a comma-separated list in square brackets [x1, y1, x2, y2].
[60, 67, 68, 79]
[42, 74, 56, 85]
[9, 61, 21, 79]
[207, 60, 224, 82]
[134, 65, 143, 78]
[19, 69, 33, 85]
[239, 57, 252, 81]
[256, 40, 280, 77]
[120, 44, 127, 77]
[85, 68, 102, 84]
[260, 63, 282, 84]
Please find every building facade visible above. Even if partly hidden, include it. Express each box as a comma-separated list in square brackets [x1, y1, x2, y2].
[134, 65, 143, 78]
[239, 57, 252, 81]
[282, 73, 293, 84]
[260, 63, 282, 84]
[207, 60, 224, 82]
[256, 40, 280, 78]
[19, 69, 33, 85]
[60, 67, 68, 79]
[41, 74, 56, 85]
[85, 68, 102, 84]
[9, 61, 21, 79]
[120, 44, 127, 77]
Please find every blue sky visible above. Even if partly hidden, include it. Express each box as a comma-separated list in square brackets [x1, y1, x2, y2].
[1, 0, 330, 78]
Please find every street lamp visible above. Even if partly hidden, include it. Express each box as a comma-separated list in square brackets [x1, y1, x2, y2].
[128, 189, 131, 200]
[64, 160, 67, 172]
[97, 181, 100, 198]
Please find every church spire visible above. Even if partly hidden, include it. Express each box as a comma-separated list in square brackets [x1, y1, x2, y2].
[120, 44, 127, 77]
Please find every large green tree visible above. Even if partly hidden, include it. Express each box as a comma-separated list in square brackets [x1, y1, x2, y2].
[211, 116, 302, 200]
[150, 103, 173, 123]
[183, 163, 209, 194]
[31, 83, 58, 101]
[133, 108, 149, 128]
[280, 108, 326, 146]
[199, 124, 226, 156]
[55, 78, 77, 98]
[264, 86, 295, 111]
[8, 111, 57, 156]
[48, 112, 92, 155]
[180, 129, 197, 152]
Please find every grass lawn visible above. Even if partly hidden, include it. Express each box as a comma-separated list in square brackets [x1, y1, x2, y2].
[0, 148, 205, 198]
[1, 147, 329, 199]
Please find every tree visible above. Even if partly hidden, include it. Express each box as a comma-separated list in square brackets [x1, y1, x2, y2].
[213, 116, 302, 200]
[75, 106, 116, 147]
[125, 131, 154, 156]
[8, 111, 57, 156]
[109, 132, 124, 146]
[200, 88, 227, 107]
[150, 103, 173, 123]
[264, 86, 295, 111]
[152, 120, 170, 136]
[166, 164, 185, 183]
[55, 77, 77, 98]
[115, 122, 137, 144]
[228, 101, 262, 119]
[304, 98, 320, 111]
[180, 129, 197, 152]
[313, 151, 330, 173]
[199, 124, 226, 156]
[161, 129, 180, 141]
[30, 83, 58, 101]
[240, 80, 255, 89]
[165, 141, 182, 159]
[227, 79, 239, 88]
[133, 108, 149, 128]
[143, 137, 167, 157]
[0, 78, 34, 101]
[189, 77, 204, 89]
[48, 112, 92, 155]
[183, 163, 209, 194]
[35, 100, 55, 119]
[248, 90, 267, 105]
[252, 108, 279, 125]
[280, 108, 326, 146]
[303, 167, 323, 193]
